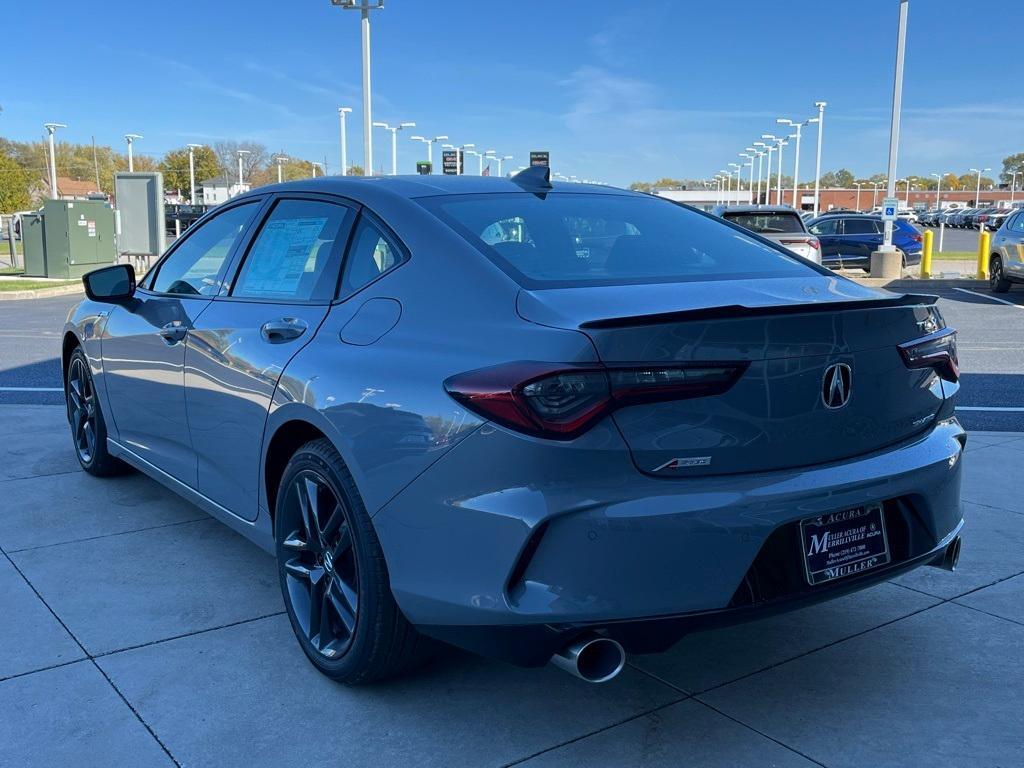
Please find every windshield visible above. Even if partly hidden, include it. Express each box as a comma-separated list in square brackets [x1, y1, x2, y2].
[722, 212, 805, 234]
[420, 193, 815, 288]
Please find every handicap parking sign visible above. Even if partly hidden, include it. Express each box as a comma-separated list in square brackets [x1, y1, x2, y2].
[881, 197, 899, 222]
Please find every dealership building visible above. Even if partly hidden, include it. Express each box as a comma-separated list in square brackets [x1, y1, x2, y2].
[656, 186, 1021, 213]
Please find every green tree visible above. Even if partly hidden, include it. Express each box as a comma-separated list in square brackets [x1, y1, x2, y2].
[160, 146, 220, 195]
[1000, 152, 1024, 188]
[347, 165, 365, 177]
[0, 150, 31, 213]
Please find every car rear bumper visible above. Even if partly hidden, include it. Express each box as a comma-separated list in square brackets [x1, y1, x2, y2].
[373, 417, 965, 666]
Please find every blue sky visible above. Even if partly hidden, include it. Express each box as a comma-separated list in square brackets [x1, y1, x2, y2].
[4, 0, 1020, 186]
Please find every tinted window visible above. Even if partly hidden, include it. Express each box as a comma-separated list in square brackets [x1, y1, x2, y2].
[1012, 213, 1024, 233]
[232, 199, 352, 301]
[152, 203, 258, 296]
[421, 193, 813, 288]
[339, 218, 406, 297]
[722, 212, 804, 234]
[842, 218, 879, 235]
[808, 218, 838, 235]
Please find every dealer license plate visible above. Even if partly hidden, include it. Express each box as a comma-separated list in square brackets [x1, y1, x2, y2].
[800, 504, 890, 585]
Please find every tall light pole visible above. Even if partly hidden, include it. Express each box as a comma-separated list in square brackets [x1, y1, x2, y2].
[237, 149, 251, 189]
[811, 101, 827, 216]
[443, 142, 474, 175]
[881, 0, 908, 250]
[372, 121, 416, 175]
[492, 154, 513, 176]
[855, 182, 863, 211]
[311, 161, 324, 178]
[728, 163, 741, 200]
[124, 133, 143, 172]
[338, 107, 352, 175]
[1010, 170, 1019, 204]
[274, 155, 287, 183]
[775, 138, 790, 205]
[333, 1, 383, 176]
[43, 123, 67, 199]
[186, 143, 203, 204]
[754, 142, 768, 203]
[931, 172, 945, 208]
[409, 134, 448, 170]
[739, 153, 754, 203]
[777, 117, 814, 210]
[761, 135, 778, 204]
[872, 179, 886, 209]
[969, 167, 990, 207]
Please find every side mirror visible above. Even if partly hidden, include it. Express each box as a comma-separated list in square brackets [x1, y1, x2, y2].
[83, 264, 136, 303]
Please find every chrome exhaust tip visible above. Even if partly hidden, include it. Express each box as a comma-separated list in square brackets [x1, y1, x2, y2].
[550, 635, 626, 684]
[941, 536, 962, 571]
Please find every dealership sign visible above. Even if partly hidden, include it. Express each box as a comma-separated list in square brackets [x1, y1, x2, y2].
[529, 151, 550, 168]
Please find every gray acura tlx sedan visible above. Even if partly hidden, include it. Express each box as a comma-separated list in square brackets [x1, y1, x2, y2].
[63, 166, 964, 685]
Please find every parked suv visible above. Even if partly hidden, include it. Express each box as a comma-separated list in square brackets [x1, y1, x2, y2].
[807, 213, 922, 272]
[711, 205, 821, 263]
[990, 209, 1024, 292]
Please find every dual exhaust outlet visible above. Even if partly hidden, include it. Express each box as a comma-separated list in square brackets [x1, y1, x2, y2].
[551, 535, 963, 683]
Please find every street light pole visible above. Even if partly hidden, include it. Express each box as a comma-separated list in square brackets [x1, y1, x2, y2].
[338, 107, 352, 175]
[855, 182, 863, 210]
[881, 0, 909, 250]
[969, 167, 990, 207]
[124, 134, 142, 172]
[777, 118, 808, 211]
[186, 143, 202, 204]
[1011, 171, 1019, 204]
[753, 143, 768, 203]
[237, 149, 251, 189]
[931, 172, 943, 209]
[775, 138, 789, 205]
[43, 123, 67, 199]
[493, 154, 513, 177]
[334, 1, 383, 176]
[812, 101, 826, 216]
[274, 155, 287, 183]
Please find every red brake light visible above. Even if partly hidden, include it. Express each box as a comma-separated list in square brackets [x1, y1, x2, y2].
[911, 233, 923, 242]
[445, 361, 748, 440]
[898, 329, 958, 383]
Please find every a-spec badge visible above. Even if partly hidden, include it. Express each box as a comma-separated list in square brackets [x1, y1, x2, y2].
[651, 456, 712, 472]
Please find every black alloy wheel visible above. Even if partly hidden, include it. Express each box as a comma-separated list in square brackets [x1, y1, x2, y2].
[65, 347, 124, 476]
[275, 439, 428, 683]
[990, 256, 1011, 293]
[67, 353, 98, 465]
[280, 469, 360, 659]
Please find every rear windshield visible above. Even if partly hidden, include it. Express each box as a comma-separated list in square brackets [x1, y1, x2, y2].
[419, 193, 814, 288]
[722, 212, 805, 234]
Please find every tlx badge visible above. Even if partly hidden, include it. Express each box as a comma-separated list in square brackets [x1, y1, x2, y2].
[652, 456, 712, 472]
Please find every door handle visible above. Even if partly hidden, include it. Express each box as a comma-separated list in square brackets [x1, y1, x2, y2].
[260, 317, 308, 344]
[159, 321, 188, 344]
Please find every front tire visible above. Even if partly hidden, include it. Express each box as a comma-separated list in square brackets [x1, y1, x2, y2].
[65, 347, 126, 476]
[990, 256, 1011, 293]
[275, 438, 429, 684]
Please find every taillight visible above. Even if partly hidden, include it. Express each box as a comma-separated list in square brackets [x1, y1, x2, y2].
[444, 361, 748, 440]
[911, 233, 923, 243]
[898, 329, 958, 382]
[780, 237, 819, 250]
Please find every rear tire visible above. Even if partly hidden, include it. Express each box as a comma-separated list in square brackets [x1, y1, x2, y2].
[990, 256, 1011, 293]
[65, 347, 127, 477]
[275, 438, 430, 684]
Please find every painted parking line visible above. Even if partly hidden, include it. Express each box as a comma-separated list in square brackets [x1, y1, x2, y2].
[952, 287, 1024, 308]
[0, 386, 63, 392]
[956, 406, 1024, 413]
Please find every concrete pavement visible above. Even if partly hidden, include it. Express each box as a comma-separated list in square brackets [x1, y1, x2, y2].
[2, 404, 1022, 767]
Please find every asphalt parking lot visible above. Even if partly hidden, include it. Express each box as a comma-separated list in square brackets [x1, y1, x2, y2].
[1, 287, 1023, 767]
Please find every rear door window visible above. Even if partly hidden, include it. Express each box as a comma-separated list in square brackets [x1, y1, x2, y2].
[808, 219, 838, 236]
[421, 193, 816, 288]
[722, 212, 805, 234]
[338, 218, 407, 298]
[841, 218, 878, 235]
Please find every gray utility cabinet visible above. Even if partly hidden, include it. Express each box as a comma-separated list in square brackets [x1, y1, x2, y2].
[22, 199, 116, 278]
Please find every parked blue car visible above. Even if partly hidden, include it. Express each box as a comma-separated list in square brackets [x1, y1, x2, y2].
[807, 213, 923, 271]
[63, 168, 964, 685]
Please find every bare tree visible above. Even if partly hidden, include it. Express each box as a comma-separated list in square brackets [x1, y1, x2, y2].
[213, 140, 269, 184]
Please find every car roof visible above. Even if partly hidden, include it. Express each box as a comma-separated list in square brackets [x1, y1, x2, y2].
[712, 204, 802, 215]
[229, 174, 637, 205]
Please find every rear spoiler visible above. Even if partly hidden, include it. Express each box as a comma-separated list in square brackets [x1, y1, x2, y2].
[580, 293, 938, 330]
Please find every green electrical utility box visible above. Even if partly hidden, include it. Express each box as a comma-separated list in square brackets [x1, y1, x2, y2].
[22, 199, 116, 278]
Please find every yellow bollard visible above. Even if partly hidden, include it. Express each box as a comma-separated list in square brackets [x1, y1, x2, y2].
[921, 229, 933, 278]
[976, 229, 990, 280]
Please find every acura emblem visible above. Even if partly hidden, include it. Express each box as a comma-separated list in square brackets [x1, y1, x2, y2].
[822, 363, 852, 409]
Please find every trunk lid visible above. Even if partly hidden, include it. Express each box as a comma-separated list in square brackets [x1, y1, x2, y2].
[518, 277, 946, 476]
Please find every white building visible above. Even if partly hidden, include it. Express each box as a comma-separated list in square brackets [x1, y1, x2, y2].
[198, 175, 250, 206]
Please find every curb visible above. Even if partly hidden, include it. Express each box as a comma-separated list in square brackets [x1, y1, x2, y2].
[0, 284, 84, 301]
[846, 276, 988, 290]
